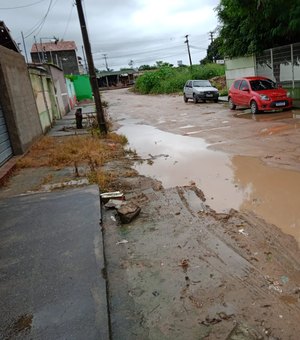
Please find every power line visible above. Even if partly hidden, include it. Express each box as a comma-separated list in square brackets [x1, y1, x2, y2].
[62, 1, 75, 39]
[24, 0, 54, 38]
[92, 44, 185, 59]
[0, 0, 47, 10]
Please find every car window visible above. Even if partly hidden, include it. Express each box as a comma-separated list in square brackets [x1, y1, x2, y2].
[188, 81, 192, 87]
[233, 80, 241, 89]
[250, 79, 276, 91]
[193, 80, 212, 87]
[239, 80, 249, 90]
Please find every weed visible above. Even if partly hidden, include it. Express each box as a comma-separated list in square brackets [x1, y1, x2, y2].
[40, 174, 53, 185]
[87, 170, 117, 191]
[17, 134, 126, 174]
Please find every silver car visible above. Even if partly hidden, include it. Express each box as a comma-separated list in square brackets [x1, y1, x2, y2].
[183, 80, 219, 103]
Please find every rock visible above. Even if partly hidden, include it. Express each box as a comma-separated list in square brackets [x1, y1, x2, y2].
[117, 202, 141, 224]
[226, 323, 263, 340]
[104, 199, 125, 210]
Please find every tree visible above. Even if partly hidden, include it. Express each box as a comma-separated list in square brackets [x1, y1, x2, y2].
[216, 0, 300, 57]
[155, 61, 174, 68]
[138, 64, 153, 71]
[200, 37, 223, 64]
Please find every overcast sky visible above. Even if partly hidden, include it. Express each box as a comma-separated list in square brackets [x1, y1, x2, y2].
[1, 0, 219, 70]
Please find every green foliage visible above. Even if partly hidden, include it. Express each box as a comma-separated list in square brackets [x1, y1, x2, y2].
[134, 64, 225, 94]
[216, 0, 300, 57]
[201, 37, 224, 64]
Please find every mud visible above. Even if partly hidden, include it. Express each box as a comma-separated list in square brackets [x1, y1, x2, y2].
[102, 89, 300, 339]
[104, 89, 300, 245]
[1, 88, 300, 339]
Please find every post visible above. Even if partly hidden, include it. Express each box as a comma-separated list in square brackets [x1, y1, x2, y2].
[34, 36, 42, 63]
[291, 44, 295, 89]
[81, 45, 88, 74]
[185, 35, 193, 68]
[40, 38, 45, 63]
[21, 31, 28, 63]
[75, 0, 107, 134]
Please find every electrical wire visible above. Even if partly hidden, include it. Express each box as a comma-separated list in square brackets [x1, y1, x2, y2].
[62, 1, 75, 39]
[0, 0, 47, 10]
[24, 0, 53, 38]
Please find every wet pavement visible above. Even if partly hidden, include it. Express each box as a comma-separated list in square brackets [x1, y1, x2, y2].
[0, 186, 109, 339]
[118, 123, 300, 245]
[103, 88, 300, 246]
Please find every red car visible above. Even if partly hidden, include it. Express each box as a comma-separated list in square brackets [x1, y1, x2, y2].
[228, 76, 293, 114]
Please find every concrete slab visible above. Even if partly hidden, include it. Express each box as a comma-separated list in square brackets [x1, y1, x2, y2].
[48, 107, 95, 137]
[0, 186, 109, 339]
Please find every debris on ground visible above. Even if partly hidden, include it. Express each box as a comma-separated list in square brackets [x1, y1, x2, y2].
[116, 239, 129, 245]
[117, 201, 141, 224]
[100, 191, 125, 204]
[104, 199, 125, 210]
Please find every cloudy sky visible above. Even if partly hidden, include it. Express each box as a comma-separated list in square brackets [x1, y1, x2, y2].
[1, 0, 219, 70]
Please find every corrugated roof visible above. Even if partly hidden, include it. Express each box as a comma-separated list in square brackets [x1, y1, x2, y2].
[31, 40, 77, 53]
[0, 21, 20, 52]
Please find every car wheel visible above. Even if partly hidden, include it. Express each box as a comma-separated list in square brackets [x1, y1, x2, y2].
[202, 99, 206, 103]
[250, 100, 259, 114]
[183, 94, 188, 103]
[193, 94, 198, 104]
[214, 99, 218, 103]
[228, 97, 236, 110]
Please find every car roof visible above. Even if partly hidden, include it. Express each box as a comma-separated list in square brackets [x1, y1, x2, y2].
[235, 76, 270, 81]
[187, 79, 210, 82]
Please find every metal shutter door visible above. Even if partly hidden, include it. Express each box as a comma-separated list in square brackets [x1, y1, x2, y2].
[0, 103, 13, 166]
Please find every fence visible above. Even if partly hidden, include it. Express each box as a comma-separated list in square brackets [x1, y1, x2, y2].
[256, 43, 300, 99]
[225, 42, 300, 100]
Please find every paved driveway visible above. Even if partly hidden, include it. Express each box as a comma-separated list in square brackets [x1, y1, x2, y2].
[0, 186, 109, 339]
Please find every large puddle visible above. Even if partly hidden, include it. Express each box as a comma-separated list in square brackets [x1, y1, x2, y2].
[119, 123, 300, 245]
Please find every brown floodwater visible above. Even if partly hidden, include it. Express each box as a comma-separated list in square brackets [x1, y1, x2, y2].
[119, 123, 300, 245]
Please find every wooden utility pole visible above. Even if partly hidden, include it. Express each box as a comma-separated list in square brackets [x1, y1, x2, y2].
[184, 35, 193, 68]
[75, 0, 107, 134]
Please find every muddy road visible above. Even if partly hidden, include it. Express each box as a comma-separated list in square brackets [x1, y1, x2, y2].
[103, 88, 300, 245]
[102, 89, 300, 339]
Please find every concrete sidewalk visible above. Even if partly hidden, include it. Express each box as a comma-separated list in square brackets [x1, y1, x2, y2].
[0, 186, 109, 339]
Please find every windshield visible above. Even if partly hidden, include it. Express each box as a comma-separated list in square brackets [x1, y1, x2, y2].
[193, 80, 212, 87]
[250, 79, 277, 91]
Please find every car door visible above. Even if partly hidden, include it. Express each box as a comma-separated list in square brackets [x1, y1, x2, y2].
[231, 80, 242, 105]
[185, 81, 193, 99]
[238, 80, 251, 106]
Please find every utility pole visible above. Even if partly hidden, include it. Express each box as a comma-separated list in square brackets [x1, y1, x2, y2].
[184, 35, 193, 68]
[34, 35, 42, 63]
[81, 45, 87, 73]
[209, 31, 215, 63]
[21, 31, 28, 63]
[209, 31, 214, 44]
[103, 54, 109, 71]
[75, 0, 107, 134]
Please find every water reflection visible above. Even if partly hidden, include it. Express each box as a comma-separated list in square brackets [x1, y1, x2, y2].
[118, 122, 300, 244]
[232, 156, 300, 244]
[119, 124, 249, 212]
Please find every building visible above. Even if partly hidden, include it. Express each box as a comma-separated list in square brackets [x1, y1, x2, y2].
[97, 69, 137, 88]
[0, 22, 42, 167]
[0, 21, 20, 53]
[31, 40, 80, 75]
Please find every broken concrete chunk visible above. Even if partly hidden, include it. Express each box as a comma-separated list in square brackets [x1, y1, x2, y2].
[226, 323, 263, 340]
[117, 202, 141, 224]
[100, 191, 124, 204]
[104, 199, 125, 210]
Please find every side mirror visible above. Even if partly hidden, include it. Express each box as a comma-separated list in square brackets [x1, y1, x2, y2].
[277, 84, 282, 89]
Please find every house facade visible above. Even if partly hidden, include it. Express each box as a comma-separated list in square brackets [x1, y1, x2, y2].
[31, 40, 80, 75]
[0, 22, 42, 167]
